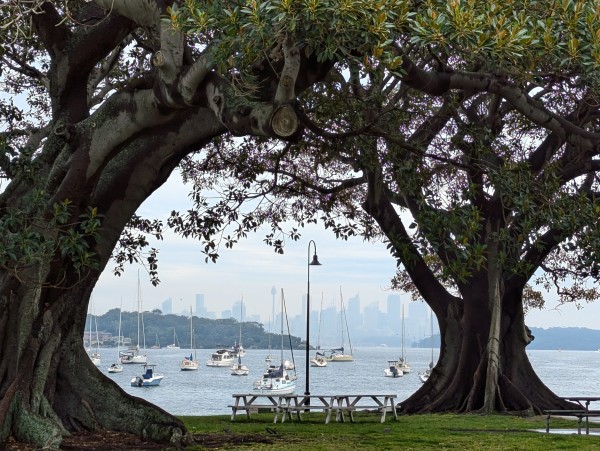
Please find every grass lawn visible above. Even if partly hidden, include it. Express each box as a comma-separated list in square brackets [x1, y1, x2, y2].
[181, 412, 600, 450]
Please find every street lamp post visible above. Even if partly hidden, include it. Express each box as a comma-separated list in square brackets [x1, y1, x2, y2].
[306, 240, 321, 401]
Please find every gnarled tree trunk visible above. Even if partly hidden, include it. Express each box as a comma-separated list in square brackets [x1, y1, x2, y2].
[362, 163, 575, 415]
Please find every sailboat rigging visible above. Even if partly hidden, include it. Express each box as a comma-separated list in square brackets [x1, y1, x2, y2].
[108, 300, 123, 373]
[252, 289, 297, 394]
[230, 298, 246, 357]
[88, 298, 101, 367]
[310, 294, 327, 367]
[419, 308, 435, 383]
[120, 273, 147, 364]
[180, 306, 199, 370]
[326, 287, 354, 362]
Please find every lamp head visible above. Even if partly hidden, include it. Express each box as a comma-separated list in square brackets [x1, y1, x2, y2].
[309, 254, 322, 266]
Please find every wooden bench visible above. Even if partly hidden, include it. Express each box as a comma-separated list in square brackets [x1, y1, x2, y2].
[335, 394, 398, 423]
[229, 394, 284, 422]
[545, 397, 600, 435]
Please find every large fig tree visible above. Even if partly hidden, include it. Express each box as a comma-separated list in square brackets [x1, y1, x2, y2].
[2, 0, 600, 448]
[0, 0, 336, 447]
[172, 0, 600, 417]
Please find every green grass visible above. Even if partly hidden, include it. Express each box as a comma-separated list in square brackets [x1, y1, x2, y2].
[179, 412, 600, 450]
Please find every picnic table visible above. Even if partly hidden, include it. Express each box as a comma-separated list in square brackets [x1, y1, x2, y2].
[230, 393, 398, 424]
[544, 396, 600, 435]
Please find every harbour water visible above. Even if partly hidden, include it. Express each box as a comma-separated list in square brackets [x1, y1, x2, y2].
[99, 347, 600, 416]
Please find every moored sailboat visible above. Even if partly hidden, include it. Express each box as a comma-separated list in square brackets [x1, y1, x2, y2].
[120, 274, 147, 364]
[166, 328, 180, 349]
[230, 355, 249, 376]
[230, 298, 246, 357]
[419, 308, 435, 383]
[108, 302, 123, 373]
[326, 287, 354, 362]
[253, 289, 296, 394]
[180, 307, 198, 371]
[87, 301, 101, 367]
[310, 295, 328, 367]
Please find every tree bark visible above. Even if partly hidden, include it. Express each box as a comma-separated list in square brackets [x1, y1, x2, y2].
[362, 162, 574, 416]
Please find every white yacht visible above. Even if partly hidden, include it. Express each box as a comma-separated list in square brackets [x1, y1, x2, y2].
[206, 349, 234, 367]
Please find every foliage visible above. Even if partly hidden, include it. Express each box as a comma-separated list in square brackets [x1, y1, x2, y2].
[94, 309, 302, 350]
[167, 0, 600, 311]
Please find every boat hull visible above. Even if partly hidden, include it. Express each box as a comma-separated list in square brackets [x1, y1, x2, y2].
[310, 358, 328, 367]
[252, 382, 295, 395]
[131, 375, 163, 387]
[383, 368, 403, 378]
[231, 365, 249, 376]
[329, 354, 353, 362]
[108, 364, 123, 373]
[180, 359, 199, 371]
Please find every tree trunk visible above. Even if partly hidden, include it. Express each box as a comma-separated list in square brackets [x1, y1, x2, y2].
[399, 287, 574, 415]
[362, 164, 575, 416]
[0, 119, 204, 447]
[0, 272, 186, 448]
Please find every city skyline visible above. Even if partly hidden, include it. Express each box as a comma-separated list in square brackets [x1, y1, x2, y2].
[91, 174, 600, 331]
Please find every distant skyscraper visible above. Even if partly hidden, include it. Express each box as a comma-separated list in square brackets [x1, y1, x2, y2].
[407, 300, 430, 341]
[161, 298, 172, 315]
[222, 309, 232, 319]
[232, 299, 246, 322]
[346, 293, 361, 330]
[195, 293, 205, 317]
[386, 294, 401, 330]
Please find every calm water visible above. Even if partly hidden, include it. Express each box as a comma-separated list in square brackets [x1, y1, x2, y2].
[98, 347, 600, 415]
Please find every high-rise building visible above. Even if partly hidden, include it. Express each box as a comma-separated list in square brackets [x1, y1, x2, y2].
[232, 299, 246, 322]
[195, 293, 205, 317]
[386, 294, 401, 328]
[346, 293, 361, 330]
[407, 300, 430, 341]
[161, 297, 172, 315]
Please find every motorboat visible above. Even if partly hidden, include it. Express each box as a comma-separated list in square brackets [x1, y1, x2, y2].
[131, 364, 164, 387]
[206, 349, 234, 367]
[120, 345, 147, 364]
[108, 362, 123, 373]
[229, 340, 246, 358]
[383, 360, 404, 378]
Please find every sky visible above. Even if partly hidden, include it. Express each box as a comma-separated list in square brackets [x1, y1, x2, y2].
[92, 173, 600, 331]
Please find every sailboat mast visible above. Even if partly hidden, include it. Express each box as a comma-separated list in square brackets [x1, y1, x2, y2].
[239, 297, 243, 346]
[280, 289, 284, 364]
[401, 304, 405, 359]
[117, 299, 122, 354]
[136, 276, 140, 348]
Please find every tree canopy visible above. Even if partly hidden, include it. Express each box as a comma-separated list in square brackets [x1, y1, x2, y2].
[2, 0, 600, 447]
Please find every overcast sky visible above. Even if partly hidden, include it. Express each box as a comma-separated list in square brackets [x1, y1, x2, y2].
[92, 173, 600, 331]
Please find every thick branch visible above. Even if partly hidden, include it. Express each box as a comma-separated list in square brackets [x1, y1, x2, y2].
[275, 36, 301, 104]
